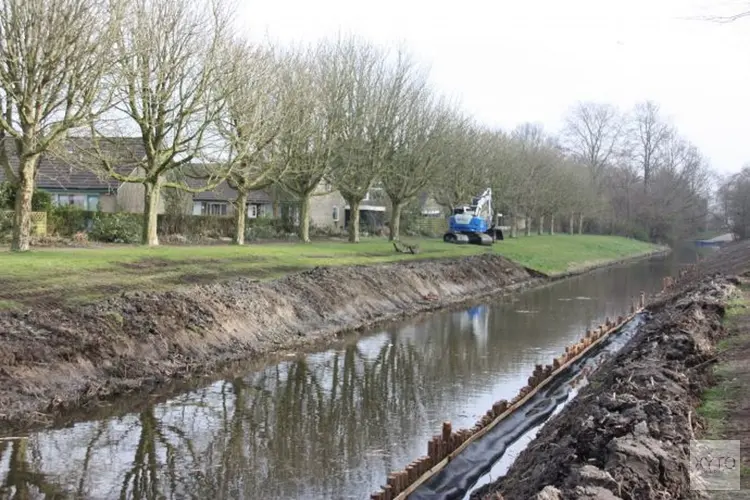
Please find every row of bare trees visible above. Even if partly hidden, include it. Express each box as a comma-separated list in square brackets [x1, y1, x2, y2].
[716, 167, 750, 240]
[0, 0, 714, 251]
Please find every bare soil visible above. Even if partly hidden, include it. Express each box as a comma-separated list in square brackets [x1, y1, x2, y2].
[471, 241, 750, 500]
[0, 254, 540, 432]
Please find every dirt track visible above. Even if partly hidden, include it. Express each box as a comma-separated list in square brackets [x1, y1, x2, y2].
[472, 241, 750, 500]
[0, 253, 541, 431]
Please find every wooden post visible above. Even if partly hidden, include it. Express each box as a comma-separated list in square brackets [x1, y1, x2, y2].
[442, 422, 452, 442]
[383, 485, 393, 500]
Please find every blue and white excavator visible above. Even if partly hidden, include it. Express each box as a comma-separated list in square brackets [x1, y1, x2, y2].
[443, 188, 502, 246]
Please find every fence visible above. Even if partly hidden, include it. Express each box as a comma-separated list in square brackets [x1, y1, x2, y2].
[0, 210, 47, 236]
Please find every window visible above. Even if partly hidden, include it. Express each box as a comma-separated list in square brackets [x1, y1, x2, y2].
[207, 202, 227, 216]
[247, 204, 258, 218]
[53, 193, 86, 209]
[192, 202, 202, 215]
[332, 205, 339, 222]
[87, 195, 100, 211]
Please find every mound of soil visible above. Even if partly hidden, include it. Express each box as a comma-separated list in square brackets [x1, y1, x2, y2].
[471, 277, 737, 500]
[0, 254, 538, 431]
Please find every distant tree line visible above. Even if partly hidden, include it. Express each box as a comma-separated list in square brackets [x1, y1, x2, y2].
[0, 0, 716, 251]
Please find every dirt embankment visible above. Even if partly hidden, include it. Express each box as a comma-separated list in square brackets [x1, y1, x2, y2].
[471, 276, 740, 499]
[0, 254, 540, 430]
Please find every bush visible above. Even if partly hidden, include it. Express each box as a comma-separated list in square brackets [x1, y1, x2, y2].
[48, 205, 90, 236]
[0, 181, 53, 211]
[245, 216, 288, 241]
[89, 212, 142, 243]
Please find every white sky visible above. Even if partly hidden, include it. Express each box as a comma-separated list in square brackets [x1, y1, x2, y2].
[235, 0, 750, 175]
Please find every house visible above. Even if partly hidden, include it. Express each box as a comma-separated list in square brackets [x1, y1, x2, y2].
[188, 179, 275, 219]
[0, 136, 146, 212]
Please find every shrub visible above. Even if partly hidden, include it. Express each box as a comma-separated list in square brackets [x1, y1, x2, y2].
[89, 213, 142, 243]
[48, 205, 90, 236]
[0, 181, 53, 211]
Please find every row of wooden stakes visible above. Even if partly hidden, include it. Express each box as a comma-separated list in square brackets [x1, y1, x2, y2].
[369, 291, 648, 500]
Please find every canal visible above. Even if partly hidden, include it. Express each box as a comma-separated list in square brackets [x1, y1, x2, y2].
[0, 251, 695, 499]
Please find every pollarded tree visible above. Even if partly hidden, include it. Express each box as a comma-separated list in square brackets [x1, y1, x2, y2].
[325, 37, 419, 243]
[91, 0, 234, 246]
[277, 43, 340, 243]
[216, 41, 296, 245]
[381, 89, 453, 241]
[431, 118, 489, 213]
[0, 0, 118, 251]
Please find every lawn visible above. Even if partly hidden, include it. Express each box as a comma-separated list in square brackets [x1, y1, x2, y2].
[0, 235, 662, 309]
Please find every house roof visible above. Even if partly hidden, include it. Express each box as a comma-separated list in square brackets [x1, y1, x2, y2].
[0, 136, 145, 192]
[185, 174, 273, 205]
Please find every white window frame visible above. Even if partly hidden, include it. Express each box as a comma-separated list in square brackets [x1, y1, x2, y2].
[332, 205, 339, 222]
[247, 204, 258, 218]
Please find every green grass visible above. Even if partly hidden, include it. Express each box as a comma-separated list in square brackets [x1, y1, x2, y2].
[698, 290, 749, 439]
[493, 234, 662, 275]
[697, 382, 741, 439]
[0, 234, 662, 308]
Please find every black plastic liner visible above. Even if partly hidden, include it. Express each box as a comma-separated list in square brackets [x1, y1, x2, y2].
[408, 314, 646, 500]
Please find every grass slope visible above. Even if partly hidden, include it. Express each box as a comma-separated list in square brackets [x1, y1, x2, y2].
[0, 235, 661, 309]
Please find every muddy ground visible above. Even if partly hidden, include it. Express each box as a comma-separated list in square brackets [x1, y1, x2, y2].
[0, 253, 542, 431]
[472, 242, 750, 500]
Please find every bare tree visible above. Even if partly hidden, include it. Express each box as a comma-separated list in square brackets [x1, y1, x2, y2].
[631, 100, 672, 190]
[0, 0, 117, 251]
[431, 118, 488, 213]
[561, 102, 625, 188]
[90, 0, 234, 246]
[277, 44, 339, 243]
[216, 41, 293, 245]
[326, 38, 419, 243]
[380, 87, 452, 241]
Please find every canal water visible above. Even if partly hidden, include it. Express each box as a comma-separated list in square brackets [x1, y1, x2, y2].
[0, 251, 697, 500]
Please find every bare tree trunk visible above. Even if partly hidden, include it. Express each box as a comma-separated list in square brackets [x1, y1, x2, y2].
[348, 200, 361, 243]
[273, 198, 280, 219]
[389, 202, 402, 241]
[524, 216, 531, 236]
[510, 212, 517, 238]
[298, 194, 311, 243]
[233, 191, 248, 245]
[10, 157, 38, 252]
[569, 214, 575, 234]
[550, 215, 555, 235]
[142, 179, 161, 246]
[578, 213, 584, 235]
[537, 215, 544, 235]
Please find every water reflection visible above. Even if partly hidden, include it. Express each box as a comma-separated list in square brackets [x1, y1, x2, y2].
[0, 255, 681, 500]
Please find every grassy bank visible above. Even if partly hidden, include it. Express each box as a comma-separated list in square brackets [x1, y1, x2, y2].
[696, 284, 750, 489]
[0, 234, 662, 309]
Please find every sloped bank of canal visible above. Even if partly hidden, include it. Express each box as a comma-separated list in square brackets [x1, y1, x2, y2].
[0, 253, 547, 432]
[471, 249, 748, 499]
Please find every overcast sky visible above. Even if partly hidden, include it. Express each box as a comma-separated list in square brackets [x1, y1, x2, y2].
[236, 0, 750, 175]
